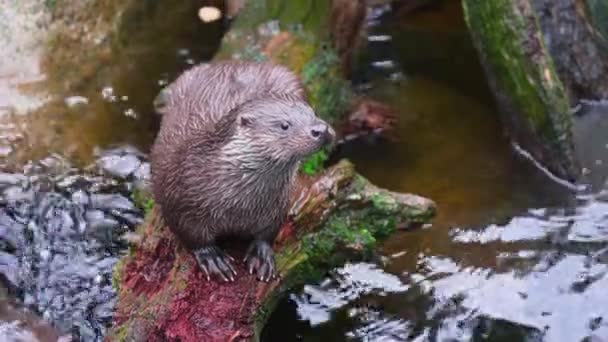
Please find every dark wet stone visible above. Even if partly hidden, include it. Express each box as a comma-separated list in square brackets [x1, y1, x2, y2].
[0, 229, 21, 254]
[73, 320, 98, 342]
[0, 252, 19, 287]
[90, 194, 136, 213]
[71, 189, 90, 206]
[112, 211, 143, 227]
[92, 297, 116, 321]
[584, 334, 608, 342]
[0, 146, 145, 340]
[97, 154, 141, 179]
[0, 154, 146, 341]
[0, 211, 24, 252]
[2, 186, 34, 202]
[54, 174, 81, 190]
[85, 210, 120, 231]
[472, 316, 544, 341]
[133, 162, 150, 181]
[589, 316, 603, 330]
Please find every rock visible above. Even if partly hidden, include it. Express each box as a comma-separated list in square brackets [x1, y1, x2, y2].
[3, 186, 34, 202]
[1, 155, 146, 339]
[340, 99, 397, 142]
[97, 155, 141, 179]
[70, 190, 89, 206]
[112, 212, 143, 227]
[84, 210, 120, 232]
[0, 224, 23, 253]
[0, 252, 19, 289]
[132, 162, 150, 182]
[89, 194, 135, 213]
[0, 173, 26, 186]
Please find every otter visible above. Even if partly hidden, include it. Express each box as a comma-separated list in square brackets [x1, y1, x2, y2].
[151, 61, 335, 282]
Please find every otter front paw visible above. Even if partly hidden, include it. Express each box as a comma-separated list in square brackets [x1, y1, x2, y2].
[243, 240, 277, 282]
[194, 246, 237, 282]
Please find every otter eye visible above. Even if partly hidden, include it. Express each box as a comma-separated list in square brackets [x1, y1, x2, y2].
[280, 122, 290, 131]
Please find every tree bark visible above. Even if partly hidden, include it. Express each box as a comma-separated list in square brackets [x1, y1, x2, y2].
[462, 0, 580, 181]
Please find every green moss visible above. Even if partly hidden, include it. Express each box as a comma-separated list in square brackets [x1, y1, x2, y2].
[131, 186, 152, 210]
[462, 0, 576, 177]
[371, 193, 399, 212]
[298, 210, 397, 271]
[45, 0, 57, 11]
[111, 320, 133, 342]
[463, 1, 569, 130]
[222, 0, 352, 126]
[112, 259, 125, 292]
[230, 0, 331, 37]
[300, 148, 329, 175]
[144, 199, 154, 215]
[261, 208, 398, 329]
[301, 46, 352, 124]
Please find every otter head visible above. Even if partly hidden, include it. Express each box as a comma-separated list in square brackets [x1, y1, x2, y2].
[232, 95, 335, 164]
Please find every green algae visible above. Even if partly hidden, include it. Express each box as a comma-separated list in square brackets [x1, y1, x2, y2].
[462, 0, 577, 179]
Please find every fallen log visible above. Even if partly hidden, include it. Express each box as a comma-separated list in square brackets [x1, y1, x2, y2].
[109, 1, 436, 341]
[462, 0, 586, 181]
[109, 160, 434, 341]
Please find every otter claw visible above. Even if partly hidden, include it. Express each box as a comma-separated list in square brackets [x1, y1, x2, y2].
[194, 246, 237, 282]
[244, 240, 277, 282]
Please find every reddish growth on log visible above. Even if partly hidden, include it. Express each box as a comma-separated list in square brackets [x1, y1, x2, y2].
[113, 211, 292, 341]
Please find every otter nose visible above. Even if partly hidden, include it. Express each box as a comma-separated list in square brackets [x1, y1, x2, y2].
[310, 124, 335, 143]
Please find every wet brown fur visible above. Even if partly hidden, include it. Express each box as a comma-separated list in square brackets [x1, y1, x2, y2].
[151, 61, 331, 253]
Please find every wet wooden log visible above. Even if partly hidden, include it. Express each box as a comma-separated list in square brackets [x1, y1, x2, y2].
[109, 1, 435, 341]
[109, 160, 434, 341]
[462, 0, 581, 181]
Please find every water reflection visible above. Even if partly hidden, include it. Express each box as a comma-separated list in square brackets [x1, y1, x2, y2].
[264, 1, 608, 341]
[0, 0, 223, 170]
[266, 192, 608, 341]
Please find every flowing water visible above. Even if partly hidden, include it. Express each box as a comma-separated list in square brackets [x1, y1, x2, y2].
[263, 2, 608, 341]
[1, 1, 607, 341]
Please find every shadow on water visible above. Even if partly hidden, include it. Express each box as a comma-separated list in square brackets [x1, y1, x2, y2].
[264, 1, 608, 341]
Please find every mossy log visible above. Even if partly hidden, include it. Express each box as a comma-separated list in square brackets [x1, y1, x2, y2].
[109, 1, 435, 341]
[109, 160, 434, 341]
[462, 0, 580, 181]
